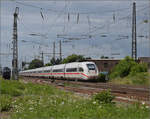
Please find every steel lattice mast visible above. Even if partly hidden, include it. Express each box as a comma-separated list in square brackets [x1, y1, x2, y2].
[12, 7, 19, 80]
[132, 2, 137, 60]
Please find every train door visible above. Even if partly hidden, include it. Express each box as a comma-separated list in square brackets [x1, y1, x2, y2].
[64, 64, 66, 79]
[78, 64, 83, 80]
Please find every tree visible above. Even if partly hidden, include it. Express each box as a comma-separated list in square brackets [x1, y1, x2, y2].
[55, 58, 62, 65]
[46, 58, 62, 66]
[101, 55, 109, 59]
[28, 59, 44, 69]
[45, 63, 52, 66]
[62, 54, 85, 64]
[50, 57, 56, 65]
[85, 57, 91, 59]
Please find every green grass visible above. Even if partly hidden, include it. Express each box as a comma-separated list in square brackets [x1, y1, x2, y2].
[109, 72, 150, 86]
[0, 77, 150, 119]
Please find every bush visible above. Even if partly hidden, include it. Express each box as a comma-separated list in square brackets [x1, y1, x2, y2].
[97, 73, 107, 82]
[0, 95, 12, 112]
[130, 72, 149, 85]
[110, 56, 148, 79]
[93, 90, 115, 104]
[130, 63, 148, 76]
[110, 56, 137, 78]
[110, 72, 150, 85]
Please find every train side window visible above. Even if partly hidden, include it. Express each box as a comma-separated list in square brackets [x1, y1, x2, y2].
[44, 70, 49, 73]
[53, 69, 64, 72]
[79, 67, 84, 72]
[66, 68, 77, 72]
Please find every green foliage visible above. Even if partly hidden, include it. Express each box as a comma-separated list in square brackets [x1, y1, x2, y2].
[0, 79, 25, 96]
[130, 63, 148, 76]
[0, 77, 150, 119]
[0, 95, 12, 112]
[97, 73, 106, 82]
[110, 72, 150, 86]
[55, 58, 62, 65]
[129, 72, 149, 85]
[45, 62, 52, 66]
[50, 58, 62, 65]
[62, 54, 85, 63]
[143, 19, 148, 23]
[110, 56, 137, 78]
[101, 55, 109, 59]
[93, 90, 115, 104]
[110, 56, 148, 79]
[28, 59, 44, 69]
[109, 56, 149, 85]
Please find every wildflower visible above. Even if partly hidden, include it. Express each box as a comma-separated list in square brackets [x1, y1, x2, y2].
[61, 101, 64, 105]
[99, 105, 102, 108]
[93, 101, 96, 104]
[146, 106, 149, 109]
[142, 101, 145, 105]
[29, 107, 32, 110]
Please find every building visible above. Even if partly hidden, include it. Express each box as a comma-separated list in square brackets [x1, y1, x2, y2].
[86, 57, 150, 73]
[85, 59, 120, 73]
[138, 57, 150, 68]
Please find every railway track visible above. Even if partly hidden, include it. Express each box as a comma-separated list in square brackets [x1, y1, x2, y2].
[22, 77, 150, 105]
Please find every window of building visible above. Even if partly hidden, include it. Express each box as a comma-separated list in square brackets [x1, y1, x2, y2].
[104, 63, 108, 68]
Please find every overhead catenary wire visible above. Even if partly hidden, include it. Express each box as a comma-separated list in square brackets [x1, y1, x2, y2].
[13, 1, 149, 60]
[16, 1, 142, 15]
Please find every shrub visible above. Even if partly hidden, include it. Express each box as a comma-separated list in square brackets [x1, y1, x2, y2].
[130, 72, 149, 85]
[110, 56, 148, 79]
[110, 56, 137, 78]
[93, 90, 115, 104]
[0, 95, 12, 112]
[97, 73, 107, 82]
[130, 63, 148, 76]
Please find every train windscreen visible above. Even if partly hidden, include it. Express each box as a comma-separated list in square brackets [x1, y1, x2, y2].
[86, 64, 96, 70]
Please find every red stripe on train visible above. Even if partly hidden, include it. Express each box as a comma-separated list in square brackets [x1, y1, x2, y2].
[39, 72, 89, 78]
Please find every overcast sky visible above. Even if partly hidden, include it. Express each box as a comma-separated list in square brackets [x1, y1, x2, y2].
[0, 0, 150, 68]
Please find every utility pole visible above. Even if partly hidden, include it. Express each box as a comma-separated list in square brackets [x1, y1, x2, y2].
[132, 2, 137, 60]
[59, 40, 62, 60]
[0, 34, 1, 75]
[0, 0, 1, 75]
[41, 51, 44, 65]
[53, 42, 55, 60]
[149, 0, 150, 57]
[12, 7, 19, 80]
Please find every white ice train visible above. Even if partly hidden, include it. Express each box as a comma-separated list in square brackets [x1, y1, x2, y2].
[19, 62, 99, 80]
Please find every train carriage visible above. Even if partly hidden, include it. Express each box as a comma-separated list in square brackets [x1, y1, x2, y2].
[51, 64, 65, 79]
[19, 62, 99, 80]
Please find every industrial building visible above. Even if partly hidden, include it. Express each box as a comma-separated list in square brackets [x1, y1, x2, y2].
[86, 57, 150, 73]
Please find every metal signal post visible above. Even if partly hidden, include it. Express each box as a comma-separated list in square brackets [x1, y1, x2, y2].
[12, 7, 19, 80]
